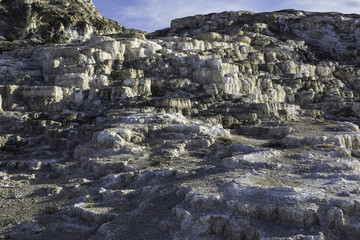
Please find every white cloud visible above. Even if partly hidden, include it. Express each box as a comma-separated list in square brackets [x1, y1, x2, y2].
[94, 0, 360, 32]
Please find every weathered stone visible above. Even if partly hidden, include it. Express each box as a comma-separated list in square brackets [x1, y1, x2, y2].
[237, 36, 252, 45]
[1, 5, 360, 240]
[94, 131, 125, 149]
[195, 32, 222, 41]
[0, 0, 124, 46]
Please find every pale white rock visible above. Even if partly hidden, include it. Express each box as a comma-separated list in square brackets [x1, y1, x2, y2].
[92, 49, 112, 62]
[223, 149, 282, 169]
[316, 64, 334, 78]
[266, 85, 287, 102]
[91, 75, 109, 88]
[28, 160, 45, 171]
[283, 133, 360, 149]
[238, 36, 252, 45]
[207, 124, 231, 138]
[278, 60, 299, 74]
[329, 134, 360, 149]
[122, 78, 151, 97]
[99, 187, 136, 199]
[121, 87, 135, 99]
[185, 191, 222, 209]
[300, 63, 316, 78]
[64, 25, 94, 42]
[78, 53, 96, 65]
[73, 203, 118, 225]
[62, 88, 85, 105]
[115, 129, 132, 142]
[218, 74, 242, 95]
[89, 37, 126, 60]
[177, 41, 198, 51]
[163, 124, 229, 139]
[94, 131, 125, 149]
[125, 39, 162, 59]
[262, 234, 325, 240]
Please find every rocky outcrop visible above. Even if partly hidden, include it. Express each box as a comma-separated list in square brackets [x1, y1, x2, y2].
[0, 0, 126, 51]
[150, 10, 360, 65]
[1, 5, 360, 240]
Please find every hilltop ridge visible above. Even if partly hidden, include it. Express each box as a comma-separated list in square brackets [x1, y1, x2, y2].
[149, 10, 360, 65]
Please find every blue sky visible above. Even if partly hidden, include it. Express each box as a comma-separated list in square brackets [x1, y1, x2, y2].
[92, 0, 360, 32]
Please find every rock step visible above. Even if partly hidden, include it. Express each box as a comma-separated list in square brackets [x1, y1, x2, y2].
[73, 203, 118, 225]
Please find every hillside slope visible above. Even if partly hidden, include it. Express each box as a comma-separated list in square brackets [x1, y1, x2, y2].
[0, 5, 360, 240]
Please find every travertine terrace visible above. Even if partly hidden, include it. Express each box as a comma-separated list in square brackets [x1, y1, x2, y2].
[0, 1, 360, 239]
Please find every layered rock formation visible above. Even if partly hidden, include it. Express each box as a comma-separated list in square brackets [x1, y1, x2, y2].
[150, 10, 360, 65]
[1, 6, 360, 240]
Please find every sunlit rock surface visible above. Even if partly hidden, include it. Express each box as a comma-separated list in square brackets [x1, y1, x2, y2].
[1, 6, 360, 240]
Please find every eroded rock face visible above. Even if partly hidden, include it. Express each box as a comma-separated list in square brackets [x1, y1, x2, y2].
[0, 0, 125, 49]
[1, 6, 360, 240]
[150, 10, 360, 65]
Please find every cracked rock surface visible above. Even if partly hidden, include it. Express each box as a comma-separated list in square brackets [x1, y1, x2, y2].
[0, 0, 128, 51]
[0, 5, 360, 240]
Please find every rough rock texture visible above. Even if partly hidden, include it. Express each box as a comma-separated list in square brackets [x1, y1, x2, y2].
[150, 10, 360, 65]
[1, 7, 360, 240]
[0, 0, 128, 51]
